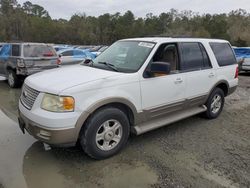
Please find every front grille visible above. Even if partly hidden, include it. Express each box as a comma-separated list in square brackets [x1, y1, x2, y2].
[21, 84, 40, 110]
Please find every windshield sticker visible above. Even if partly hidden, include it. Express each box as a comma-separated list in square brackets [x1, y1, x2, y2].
[138, 42, 154, 48]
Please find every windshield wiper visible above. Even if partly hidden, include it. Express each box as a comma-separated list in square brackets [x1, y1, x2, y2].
[98, 61, 119, 72]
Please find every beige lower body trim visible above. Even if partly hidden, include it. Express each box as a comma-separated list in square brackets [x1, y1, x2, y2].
[19, 111, 77, 146]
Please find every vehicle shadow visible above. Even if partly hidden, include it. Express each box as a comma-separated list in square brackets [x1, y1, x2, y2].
[239, 72, 250, 76]
[0, 81, 21, 122]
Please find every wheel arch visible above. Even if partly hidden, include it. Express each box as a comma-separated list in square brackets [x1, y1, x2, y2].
[206, 80, 229, 103]
[75, 98, 140, 139]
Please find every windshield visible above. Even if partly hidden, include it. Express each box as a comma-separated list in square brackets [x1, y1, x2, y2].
[23, 45, 57, 58]
[92, 41, 155, 73]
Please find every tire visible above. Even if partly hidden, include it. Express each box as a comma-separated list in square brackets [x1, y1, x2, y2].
[203, 88, 225, 119]
[7, 69, 20, 88]
[80, 107, 130, 159]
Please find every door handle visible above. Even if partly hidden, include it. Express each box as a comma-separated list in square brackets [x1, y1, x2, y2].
[208, 73, 215, 78]
[175, 78, 183, 84]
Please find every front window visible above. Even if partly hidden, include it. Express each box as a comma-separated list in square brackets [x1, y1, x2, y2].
[92, 41, 155, 73]
[23, 45, 57, 58]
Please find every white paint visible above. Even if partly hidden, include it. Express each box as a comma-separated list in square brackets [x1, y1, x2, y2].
[19, 37, 238, 138]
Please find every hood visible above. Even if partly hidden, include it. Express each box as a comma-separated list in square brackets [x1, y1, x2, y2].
[25, 65, 121, 94]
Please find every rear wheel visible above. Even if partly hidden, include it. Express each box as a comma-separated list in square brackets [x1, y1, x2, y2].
[204, 88, 225, 119]
[80, 107, 130, 159]
[7, 69, 20, 88]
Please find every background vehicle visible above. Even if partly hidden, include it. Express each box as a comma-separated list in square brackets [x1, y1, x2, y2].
[0, 43, 4, 51]
[18, 38, 238, 159]
[91, 46, 109, 56]
[233, 47, 250, 71]
[0, 43, 59, 88]
[57, 48, 96, 65]
[53, 45, 69, 52]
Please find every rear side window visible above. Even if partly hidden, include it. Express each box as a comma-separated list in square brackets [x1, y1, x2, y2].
[74, 50, 84, 56]
[23, 45, 57, 57]
[210, 43, 236, 66]
[179, 42, 204, 70]
[12, 45, 20, 56]
[62, 50, 73, 56]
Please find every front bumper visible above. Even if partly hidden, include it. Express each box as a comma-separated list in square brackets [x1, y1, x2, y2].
[18, 110, 77, 146]
[18, 97, 82, 146]
[241, 65, 250, 71]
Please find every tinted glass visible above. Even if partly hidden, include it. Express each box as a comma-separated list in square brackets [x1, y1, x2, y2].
[180, 42, 203, 70]
[24, 45, 57, 57]
[210, 43, 236, 66]
[62, 50, 73, 56]
[199, 43, 211, 68]
[12, 45, 20, 56]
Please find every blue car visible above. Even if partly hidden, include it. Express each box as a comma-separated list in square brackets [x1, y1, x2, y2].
[57, 48, 96, 65]
[233, 47, 250, 71]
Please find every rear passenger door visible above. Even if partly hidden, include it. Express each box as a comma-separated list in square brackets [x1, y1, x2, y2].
[179, 42, 215, 106]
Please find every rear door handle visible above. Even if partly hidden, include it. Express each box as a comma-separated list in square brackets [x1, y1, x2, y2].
[208, 73, 215, 78]
[175, 78, 183, 84]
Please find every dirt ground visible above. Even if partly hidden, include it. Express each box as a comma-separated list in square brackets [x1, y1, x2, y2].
[0, 74, 249, 188]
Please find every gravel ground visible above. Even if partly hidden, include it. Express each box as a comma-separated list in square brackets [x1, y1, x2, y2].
[0, 74, 249, 188]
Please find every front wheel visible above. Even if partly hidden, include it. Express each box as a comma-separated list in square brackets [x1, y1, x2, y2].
[80, 107, 130, 159]
[204, 88, 225, 119]
[7, 69, 20, 88]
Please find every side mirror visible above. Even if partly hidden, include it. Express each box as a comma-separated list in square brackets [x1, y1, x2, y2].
[83, 58, 92, 64]
[150, 62, 171, 75]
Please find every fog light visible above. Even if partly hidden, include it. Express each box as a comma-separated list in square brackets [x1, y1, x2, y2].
[39, 130, 51, 137]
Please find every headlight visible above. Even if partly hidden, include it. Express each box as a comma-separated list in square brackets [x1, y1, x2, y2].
[41, 93, 75, 112]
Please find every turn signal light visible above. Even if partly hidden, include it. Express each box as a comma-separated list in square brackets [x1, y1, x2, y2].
[62, 97, 75, 110]
[57, 58, 61, 65]
[235, 66, 239, 78]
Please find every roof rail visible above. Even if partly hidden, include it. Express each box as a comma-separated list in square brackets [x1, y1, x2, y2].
[140, 35, 198, 38]
[141, 35, 172, 38]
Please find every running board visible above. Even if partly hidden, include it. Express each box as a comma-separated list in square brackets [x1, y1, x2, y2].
[133, 105, 207, 135]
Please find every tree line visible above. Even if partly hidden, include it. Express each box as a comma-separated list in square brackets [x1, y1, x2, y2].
[0, 0, 250, 46]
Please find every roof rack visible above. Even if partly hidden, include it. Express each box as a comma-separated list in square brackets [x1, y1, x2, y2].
[141, 35, 196, 38]
[141, 35, 172, 38]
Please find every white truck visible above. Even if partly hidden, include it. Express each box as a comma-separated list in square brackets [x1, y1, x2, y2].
[18, 37, 238, 159]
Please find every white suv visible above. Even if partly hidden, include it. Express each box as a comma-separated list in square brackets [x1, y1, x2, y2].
[18, 38, 238, 159]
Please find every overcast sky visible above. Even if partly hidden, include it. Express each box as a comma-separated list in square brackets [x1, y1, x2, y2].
[18, 0, 250, 19]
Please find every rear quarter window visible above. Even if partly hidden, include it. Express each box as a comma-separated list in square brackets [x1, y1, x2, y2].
[210, 42, 236, 66]
[62, 50, 73, 56]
